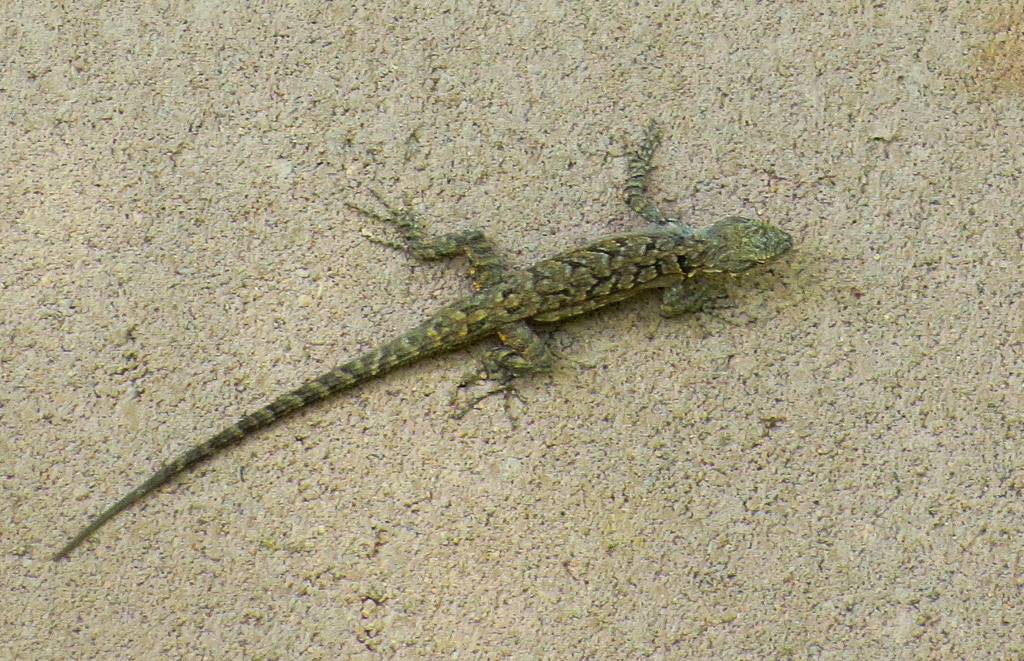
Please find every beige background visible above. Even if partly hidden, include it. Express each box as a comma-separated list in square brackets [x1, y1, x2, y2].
[3, 1, 1024, 658]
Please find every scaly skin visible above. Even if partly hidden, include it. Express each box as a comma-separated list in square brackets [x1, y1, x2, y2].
[53, 123, 792, 560]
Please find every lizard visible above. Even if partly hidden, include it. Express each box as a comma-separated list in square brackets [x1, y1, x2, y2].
[53, 122, 793, 560]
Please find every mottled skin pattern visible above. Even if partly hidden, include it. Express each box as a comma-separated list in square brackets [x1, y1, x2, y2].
[53, 123, 793, 560]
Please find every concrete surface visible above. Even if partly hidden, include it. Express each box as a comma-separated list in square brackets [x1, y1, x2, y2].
[3, 1, 1023, 658]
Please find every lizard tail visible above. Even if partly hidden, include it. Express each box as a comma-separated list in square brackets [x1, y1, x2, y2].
[52, 328, 453, 560]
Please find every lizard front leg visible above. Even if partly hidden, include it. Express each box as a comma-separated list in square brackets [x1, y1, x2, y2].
[659, 279, 730, 317]
[623, 120, 687, 228]
[622, 125, 743, 321]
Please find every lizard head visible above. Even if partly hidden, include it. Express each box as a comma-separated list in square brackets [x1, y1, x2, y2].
[695, 217, 793, 273]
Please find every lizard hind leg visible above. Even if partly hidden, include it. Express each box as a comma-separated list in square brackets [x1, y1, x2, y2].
[346, 190, 508, 289]
[347, 191, 556, 422]
[452, 321, 556, 423]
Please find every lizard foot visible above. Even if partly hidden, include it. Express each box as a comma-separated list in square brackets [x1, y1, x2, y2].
[449, 347, 534, 426]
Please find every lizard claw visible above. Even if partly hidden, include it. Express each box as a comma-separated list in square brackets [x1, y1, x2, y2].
[451, 381, 525, 428]
[450, 359, 526, 428]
